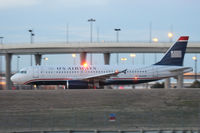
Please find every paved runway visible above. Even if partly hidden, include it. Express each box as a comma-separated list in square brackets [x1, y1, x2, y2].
[0, 89, 200, 132]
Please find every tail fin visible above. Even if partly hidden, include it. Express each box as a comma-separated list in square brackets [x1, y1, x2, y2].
[154, 36, 189, 66]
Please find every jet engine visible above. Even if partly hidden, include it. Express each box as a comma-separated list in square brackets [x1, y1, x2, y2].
[65, 80, 89, 89]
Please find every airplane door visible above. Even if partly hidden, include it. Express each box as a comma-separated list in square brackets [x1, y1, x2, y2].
[33, 66, 39, 78]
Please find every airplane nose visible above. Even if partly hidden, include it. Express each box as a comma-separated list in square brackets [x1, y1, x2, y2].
[11, 75, 17, 83]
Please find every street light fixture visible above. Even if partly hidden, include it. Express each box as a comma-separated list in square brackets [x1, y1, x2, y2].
[88, 18, 96, 65]
[121, 57, 127, 65]
[152, 38, 158, 42]
[130, 54, 136, 65]
[168, 32, 173, 42]
[121, 58, 127, 61]
[72, 54, 76, 65]
[42, 57, 48, 65]
[192, 56, 197, 81]
[28, 29, 35, 66]
[43, 57, 48, 61]
[72, 54, 76, 58]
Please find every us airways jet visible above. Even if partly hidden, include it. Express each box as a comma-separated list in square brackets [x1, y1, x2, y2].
[11, 36, 192, 89]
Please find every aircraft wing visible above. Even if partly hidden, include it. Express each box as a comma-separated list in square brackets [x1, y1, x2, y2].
[83, 69, 127, 81]
[169, 67, 193, 73]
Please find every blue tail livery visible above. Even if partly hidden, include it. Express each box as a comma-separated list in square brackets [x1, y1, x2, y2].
[154, 36, 189, 66]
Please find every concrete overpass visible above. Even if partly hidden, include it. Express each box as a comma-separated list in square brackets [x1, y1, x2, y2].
[0, 42, 200, 54]
[1, 42, 200, 90]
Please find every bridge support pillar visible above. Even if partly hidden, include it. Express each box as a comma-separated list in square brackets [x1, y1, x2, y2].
[165, 78, 171, 89]
[177, 74, 183, 89]
[80, 52, 87, 65]
[5, 53, 12, 90]
[104, 53, 110, 65]
[35, 54, 42, 65]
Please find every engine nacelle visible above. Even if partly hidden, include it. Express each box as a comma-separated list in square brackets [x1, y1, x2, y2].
[66, 80, 89, 89]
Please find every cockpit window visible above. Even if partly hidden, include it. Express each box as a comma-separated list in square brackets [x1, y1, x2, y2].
[19, 70, 27, 74]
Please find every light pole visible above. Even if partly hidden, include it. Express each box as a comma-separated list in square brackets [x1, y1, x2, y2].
[115, 28, 121, 65]
[66, 23, 69, 44]
[88, 18, 96, 65]
[28, 29, 35, 66]
[192, 56, 197, 81]
[17, 56, 20, 72]
[130, 54, 136, 65]
[0, 37, 3, 89]
[97, 27, 99, 42]
[149, 22, 152, 43]
[88, 18, 96, 43]
[72, 54, 76, 65]
[0, 37, 4, 44]
[152, 37, 159, 63]
[114, 28, 121, 42]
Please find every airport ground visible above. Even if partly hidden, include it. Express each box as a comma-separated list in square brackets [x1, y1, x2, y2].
[0, 88, 200, 133]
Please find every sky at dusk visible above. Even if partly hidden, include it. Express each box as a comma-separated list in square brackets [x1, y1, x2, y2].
[0, 0, 200, 71]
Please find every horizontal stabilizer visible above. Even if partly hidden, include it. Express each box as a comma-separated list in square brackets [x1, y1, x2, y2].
[169, 67, 193, 73]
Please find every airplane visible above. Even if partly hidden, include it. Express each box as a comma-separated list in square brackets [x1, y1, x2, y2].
[11, 36, 192, 89]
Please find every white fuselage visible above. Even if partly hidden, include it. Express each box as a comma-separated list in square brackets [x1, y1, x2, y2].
[11, 64, 192, 86]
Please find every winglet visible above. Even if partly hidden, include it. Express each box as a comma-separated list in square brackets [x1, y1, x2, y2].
[122, 69, 127, 74]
